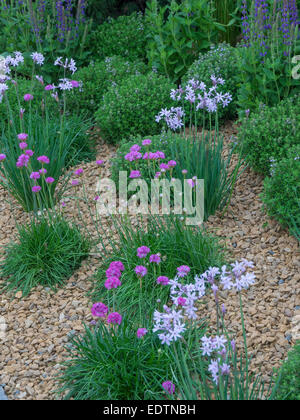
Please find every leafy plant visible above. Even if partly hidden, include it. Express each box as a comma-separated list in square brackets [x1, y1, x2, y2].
[261, 144, 300, 235]
[67, 56, 147, 117]
[274, 342, 300, 400]
[95, 72, 175, 144]
[0, 215, 90, 297]
[57, 318, 175, 400]
[236, 0, 300, 111]
[90, 214, 226, 321]
[145, 0, 224, 81]
[214, 0, 242, 44]
[182, 43, 239, 123]
[90, 12, 147, 62]
[237, 95, 300, 175]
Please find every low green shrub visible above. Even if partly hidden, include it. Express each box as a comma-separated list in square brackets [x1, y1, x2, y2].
[57, 318, 174, 400]
[274, 342, 300, 400]
[182, 43, 239, 123]
[261, 145, 300, 235]
[0, 216, 90, 297]
[67, 56, 147, 117]
[91, 13, 147, 62]
[237, 95, 300, 175]
[95, 73, 175, 144]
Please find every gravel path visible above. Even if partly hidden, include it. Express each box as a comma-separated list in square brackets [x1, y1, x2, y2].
[0, 124, 299, 399]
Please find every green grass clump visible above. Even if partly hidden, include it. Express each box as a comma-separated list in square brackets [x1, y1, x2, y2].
[274, 342, 300, 400]
[1, 216, 90, 296]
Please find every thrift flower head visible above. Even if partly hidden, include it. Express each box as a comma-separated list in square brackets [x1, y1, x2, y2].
[70, 80, 79, 88]
[109, 261, 125, 272]
[168, 160, 177, 167]
[25, 150, 34, 157]
[0, 154, 6, 161]
[96, 160, 104, 166]
[149, 254, 161, 264]
[137, 246, 150, 259]
[129, 170, 141, 179]
[91, 302, 108, 318]
[19, 142, 27, 150]
[157, 276, 169, 285]
[71, 179, 79, 186]
[45, 84, 55, 91]
[162, 381, 175, 395]
[105, 276, 121, 290]
[135, 265, 147, 277]
[177, 297, 187, 306]
[17, 154, 30, 167]
[177, 265, 190, 277]
[30, 172, 40, 180]
[24, 93, 33, 101]
[37, 155, 50, 164]
[32, 185, 41, 193]
[107, 312, 122, 325]
[106, 266, 121, 278]
[130, 144, 141, 153]
[142, 139, 152, 146]
[17, 133, 28, 141]
[45, 177, 55, 184]
[39, 168, 47, 175]
[74, 168, 83, 176]
[137, 328, 148, 338]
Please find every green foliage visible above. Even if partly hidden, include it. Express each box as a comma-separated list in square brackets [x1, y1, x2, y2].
[91, 215, 226, 320]
[214, 0, 242, 45]
[235, 1, 300, 111]
[274, 342, 300, 400]
[67, 56, 147, 117]
[237, 95, 300, 175]
[90, 13, 147, 62]
[111, 132, 241, 221]
[57, 319, 174, 400]
[95, 73, 175, 144]
[261, 145, 300, 234]
[0, 216, 90, 297]
[145, 0, 223, 81]
[183, 43, 239, 122]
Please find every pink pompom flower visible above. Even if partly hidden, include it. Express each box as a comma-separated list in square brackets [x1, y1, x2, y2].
[74, 168, 83, 176]
[32, 185, 41, 193]
[137, 246, 150, 259]
[91, 302, 108, 318]
[19, 142, 28, 150]
[105, 276, 121, 290]
[157, 276, 169, 285]
[142, 139, 152, 146]
[17, 133, 28, 141]
[129, 170, 141, 179]
[109, 261, 125, 272]
[37, 155, 50, 164]
[25, 149, 34, 157]
[137, 328, 148, 338]
[177, 265, 190, 277]
[30, 171, 41, 180]
[162, 381, 175, 395]
[149, 254, 161, 264]
[24, 93, 33, 101]
[135, 265, 147, 277]
[45, 177, 55, 184]
[0, 154, 6, 162]
[107, 312, 122, 325]
[96, 160, 104, 166]
[106, 267, 121, 278]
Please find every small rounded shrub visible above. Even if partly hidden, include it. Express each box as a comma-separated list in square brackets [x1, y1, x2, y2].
[261, 145, 300, 232]
[182, 43, 239, 123]
[91, 12, 147, 62]
[0, 217, 90, 296]
[95, 73, 175, 144]
[274, 342, 300, 400]
[67, 56, 147, 117]
[238, 95, 300, 175]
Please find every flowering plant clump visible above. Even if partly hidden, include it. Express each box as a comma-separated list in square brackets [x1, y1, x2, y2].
[0, 52, 93, 211]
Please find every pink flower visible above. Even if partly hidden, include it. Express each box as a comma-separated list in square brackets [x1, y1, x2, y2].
[107, 312, 122, 325]
[37, 155, 50, 164]
[159, 163, 169, 172]
[96, 160, 104, 166]
[70, 80, 79, 88]
[156, 151, 165, 159]
[149, 254, 161, 264]
[74, 168, 83, 176]
[91, 302, 108, 318]
[32, 185, 41, 193]
[45, 177, 55, 184]
[187, 179, 195, 187]
[71, 179, 79, 186]
[104, 276, 121, 290]
[25, 149, 34, 157]
[168, 160, 177, 167]
[155, 172, 161, 179]
[106, 266, 121, 278]
[16, 154, 30, 168]
[177, 297, 187, 306]
[142, 139, 152, 146]
[109, 261, 125, 272]
[137, 328, 148, 338]
[130, 144, 141, 153]
[135, 265, 147, 277]
[177, 265, 190, 277]
[24, 94, 33, 101]
[39, 168, 47, 175]
[157, 276, 169, 285]
[19, 142, 28, 150]
[137, 246, 150, 259]
[30, 171, 40, 180]
[94, 196, 99, 201]
[17, 133, 28, 141]
[129, 170, 141, 179]
[182, 169, 188, 175]
[45, 84, 55, 91]
[162, 381, 175, 395]
[0, 154, 6, 162]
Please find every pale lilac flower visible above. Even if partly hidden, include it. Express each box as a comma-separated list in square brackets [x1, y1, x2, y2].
[31, 52, 45, 65]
